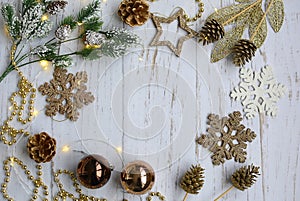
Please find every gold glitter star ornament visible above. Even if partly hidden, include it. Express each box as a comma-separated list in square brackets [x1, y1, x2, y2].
[150, 8, 198, 57]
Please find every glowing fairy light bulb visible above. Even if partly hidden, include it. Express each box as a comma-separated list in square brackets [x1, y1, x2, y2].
[40, 60, 50, 70]
[62, 145, 70, 152]
[41, 14, 49, 21]
[116, 146, 122, 154]
[33, 108, 39, 117]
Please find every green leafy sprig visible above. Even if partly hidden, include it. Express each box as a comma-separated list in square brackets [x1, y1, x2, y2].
[0, 0, 141, 83]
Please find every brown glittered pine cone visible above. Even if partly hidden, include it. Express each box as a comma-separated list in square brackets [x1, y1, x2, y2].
[231, 164, 260, 191]
[199, 19, 225, 45]
[27, 132, 57, 163]
[232, 39, 257, 67]
[118, 0, 150, 27]
[180, 164, 205, 194]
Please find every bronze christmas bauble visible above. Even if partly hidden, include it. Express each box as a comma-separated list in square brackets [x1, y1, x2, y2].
[76, 155, 111, 189]
[120, 160, 155, 195]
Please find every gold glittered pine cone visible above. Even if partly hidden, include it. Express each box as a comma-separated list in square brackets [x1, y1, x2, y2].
[118, 0, 150, 27]
[232, 39, 257, 67]
[199, 19, 225, 45]
[27, 132, 56, 163]
[180, 164, 205, 194]
[231, 164, 260, 191]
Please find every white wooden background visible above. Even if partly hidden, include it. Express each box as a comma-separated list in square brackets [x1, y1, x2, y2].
[0, 0, 299, 201]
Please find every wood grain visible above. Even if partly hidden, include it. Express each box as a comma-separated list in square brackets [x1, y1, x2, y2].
[0, 0, 299, 200]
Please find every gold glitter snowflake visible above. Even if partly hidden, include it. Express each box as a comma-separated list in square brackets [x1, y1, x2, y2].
[38, 68, 95, 121]
[197, 111, 256, 165]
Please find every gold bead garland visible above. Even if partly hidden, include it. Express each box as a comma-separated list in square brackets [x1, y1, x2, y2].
[147, 0, 204, 22]
[53, 169, 107, 201]
[183, 0, 204, 22]
[1, 157, 49, 201]
[146, 192, 166, 201]
[0, 157, 108, 201]
[0, 44, 36, 146]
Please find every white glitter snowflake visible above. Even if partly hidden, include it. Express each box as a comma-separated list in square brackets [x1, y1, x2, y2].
[230, 66, 286, 119]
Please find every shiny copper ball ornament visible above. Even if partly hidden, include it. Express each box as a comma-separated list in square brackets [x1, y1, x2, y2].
[76, 155, 111, 189]
[120, 160, 155, 195]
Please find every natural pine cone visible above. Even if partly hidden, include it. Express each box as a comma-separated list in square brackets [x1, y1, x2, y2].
[118, 0, 150, 27]
[199, 19, 225, 45]
[27, 132, 56, 163]
[232, 39, 257, 67]
[47, 1, 68, 15]
[231, 164, 260, 191]
[180, 164, 205, 194]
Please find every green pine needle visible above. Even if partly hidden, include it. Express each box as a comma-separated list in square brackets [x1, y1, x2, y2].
[60, 16, 77, 29]
[77, 47, 101, 60]
[1, 4, 21, 40]
[77, 0, 101, 23]
[83, 17, 103, 32]
[22, 0, 38, 13]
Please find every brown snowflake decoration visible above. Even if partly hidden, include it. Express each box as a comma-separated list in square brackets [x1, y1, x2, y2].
[38, 68, 95, 121]
[196, 111, 256, 165]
